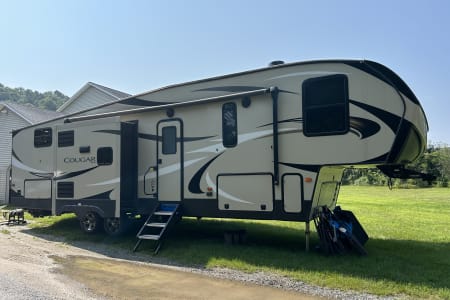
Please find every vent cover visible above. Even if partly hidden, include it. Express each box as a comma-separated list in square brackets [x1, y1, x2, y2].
[57, 182, 74, 198]
[58, 130, 74, 147]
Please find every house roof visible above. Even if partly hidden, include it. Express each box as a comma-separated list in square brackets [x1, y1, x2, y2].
[88, 82, 131, 99]
[0, 101, 63, 124]
[57, 82, 131, 112]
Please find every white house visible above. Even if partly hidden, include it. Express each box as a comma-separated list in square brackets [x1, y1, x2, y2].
[57, 82, 130, 114]
[0, 102, 62, 204]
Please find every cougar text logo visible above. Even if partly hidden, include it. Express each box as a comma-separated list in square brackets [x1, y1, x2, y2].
[64, 156, 96, 164]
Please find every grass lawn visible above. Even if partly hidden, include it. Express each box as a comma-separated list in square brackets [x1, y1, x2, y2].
[26, 186, 450, 299]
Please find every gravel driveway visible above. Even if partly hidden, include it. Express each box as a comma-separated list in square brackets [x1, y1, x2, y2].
[0, 222, 392, 300]
[0, 223, 102, 300]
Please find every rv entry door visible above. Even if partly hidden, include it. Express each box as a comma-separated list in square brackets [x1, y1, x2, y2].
[157, 119, 183, 202]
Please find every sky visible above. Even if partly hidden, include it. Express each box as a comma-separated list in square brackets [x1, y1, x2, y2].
[0, 0, 449, 144]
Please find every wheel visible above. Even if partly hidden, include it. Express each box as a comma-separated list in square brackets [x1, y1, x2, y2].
[79, 212, 102, 234]
[103, 217, 121, 236]
[103, 215, 131, 236]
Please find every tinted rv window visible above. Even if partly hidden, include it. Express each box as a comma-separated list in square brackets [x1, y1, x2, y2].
[57, 182, 74, 198]
[162, 126, 177, 154]
[58, 130, 74, 147]
[302, 74, 349, 136]
[34, 128, 52, 148]
[222, 102, 237, 147]
[97, 147, 113, 165]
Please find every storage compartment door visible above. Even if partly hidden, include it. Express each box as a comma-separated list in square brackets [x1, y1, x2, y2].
[283, 174, 303, 213]
[218, 174, 273, 211]
[24, 179, 52, 199]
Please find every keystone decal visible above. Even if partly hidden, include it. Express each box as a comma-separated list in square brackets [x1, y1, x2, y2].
[64, 156, 97, 164]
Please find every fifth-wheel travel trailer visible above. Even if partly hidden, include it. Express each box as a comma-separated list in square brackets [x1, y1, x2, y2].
[10, 60, 430, 250]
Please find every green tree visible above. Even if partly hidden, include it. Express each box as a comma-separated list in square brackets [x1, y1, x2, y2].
[343, 143, 450, 187]
[407, 144, 449, 187]
[0, 83, 68, 110]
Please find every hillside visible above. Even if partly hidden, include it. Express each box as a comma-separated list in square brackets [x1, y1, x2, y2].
[0, 83, 69, 111]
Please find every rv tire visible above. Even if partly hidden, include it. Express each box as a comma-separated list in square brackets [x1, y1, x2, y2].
[79, 211, 103, 234]
[103, 216, 131, 236]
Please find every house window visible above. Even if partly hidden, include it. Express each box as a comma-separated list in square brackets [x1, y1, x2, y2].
[58, 130, 74, 147]
[97, 147, 113, 165]
[34, 128, 52, 148]
[162, 126, 177, 154]
[222, 102, 237, 147]
[302, 74, 349, 136]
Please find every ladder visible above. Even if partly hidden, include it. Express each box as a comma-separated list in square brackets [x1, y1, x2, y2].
[133, 203, 180, 254]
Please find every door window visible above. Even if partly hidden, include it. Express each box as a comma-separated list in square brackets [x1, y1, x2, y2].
[162, 126, 177, 154]
[222, 102, 237, 147]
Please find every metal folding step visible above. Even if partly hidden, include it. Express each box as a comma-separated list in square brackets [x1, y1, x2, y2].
[133, 203, 180, 254]
[146, 222, 167, 227]
[138, 234, 160, 240]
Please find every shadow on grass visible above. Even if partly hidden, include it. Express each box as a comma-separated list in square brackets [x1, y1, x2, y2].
[24, 215, 450, 294]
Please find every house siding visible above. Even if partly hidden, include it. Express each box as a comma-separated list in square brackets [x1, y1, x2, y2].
[0, 110, 29, 204]
[60, 87, 117, 114]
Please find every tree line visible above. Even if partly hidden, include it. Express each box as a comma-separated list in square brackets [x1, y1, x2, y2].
[343, 143, 450, 187]
[0, 83, 68, 111]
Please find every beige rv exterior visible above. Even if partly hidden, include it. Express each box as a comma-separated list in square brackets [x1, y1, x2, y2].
[10, 60, 428, 236]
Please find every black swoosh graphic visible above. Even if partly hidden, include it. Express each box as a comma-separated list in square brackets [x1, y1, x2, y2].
[194, 86, 298, 95]
[138, 133, 161, 141]
[349, 100, 401, 133]
[80, 189, 113, 200]
[279, 162, 321, 173]
[258, 118, 303, 128]
[94, 130, 214, 142]
[280, 152, 389, 170]
[188, 153, 223, 194]
[12, 150, 22, 163]
[182, 136, 216, 142]
[345, 61, 420, 105]
[93, 129, 121, 135]
[349, 117, 381, 139]
[194, 86, 266, 93]
[54, 166, 98, 180]
[278, 89, 299, 95]
[120, 98, 176, 107]
[29, 172, 54, 179]
[139, 133, 215, 142]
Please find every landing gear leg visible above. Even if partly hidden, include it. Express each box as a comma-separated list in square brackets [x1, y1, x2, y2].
[305, 221, 310, 252]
